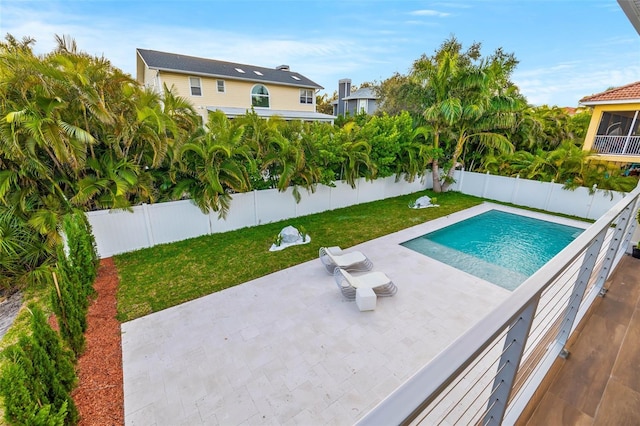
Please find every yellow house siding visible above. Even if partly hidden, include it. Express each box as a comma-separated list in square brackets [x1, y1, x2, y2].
[157, 71, 315, 112]
[136, 55, 145, 85]
[588, 154, 640, 164]
[267, 84, 315, 111]
[583, 107, 603, 151]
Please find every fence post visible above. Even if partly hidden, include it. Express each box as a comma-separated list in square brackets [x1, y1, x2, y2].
[544, 181, 555, 211]
[482, 172, 490, 198]
[556, 227, 606, 350]
[511, 175, 520, 204]
[583, 184, 597, 219]
[253, 189, 259, 225]
[142, 203, 155, 248]
[483, 300, 538, 426]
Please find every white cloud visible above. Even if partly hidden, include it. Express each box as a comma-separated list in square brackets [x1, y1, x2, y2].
[0, 2, 390, 92]
[514, 61, 640, 106]
[409, 9, 450, 17]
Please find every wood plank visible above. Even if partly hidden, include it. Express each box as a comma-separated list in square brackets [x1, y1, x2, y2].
[548, 309, 626, 417]
[593, 379, 640, 425]
[610, 307, 640, 394]
[523, 390, 593, 426]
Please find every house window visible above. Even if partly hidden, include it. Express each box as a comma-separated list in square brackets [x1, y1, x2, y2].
[357, 99, 368, 113]
[217, 80, 225, 93]
[189, 77, 202, 96]
[300, 89, 314, 104]
[251, 84, 270, 108]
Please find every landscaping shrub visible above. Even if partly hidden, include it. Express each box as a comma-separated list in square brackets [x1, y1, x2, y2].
[50, 211, 100, 356]
[0, 305, 77, 425]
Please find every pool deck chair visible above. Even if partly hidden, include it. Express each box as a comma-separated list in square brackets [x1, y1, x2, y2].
[333, 267, 397, 301]
[319, 246, 373, 274]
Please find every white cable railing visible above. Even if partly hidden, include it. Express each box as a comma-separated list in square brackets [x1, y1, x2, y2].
[357, 183, 640, 426]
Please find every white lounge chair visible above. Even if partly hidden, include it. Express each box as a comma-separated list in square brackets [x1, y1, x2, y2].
[319, 246, 373, 274]
[333, 267, 397, 300]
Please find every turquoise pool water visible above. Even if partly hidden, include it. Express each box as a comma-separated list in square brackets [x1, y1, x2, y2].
[401, 210, 584, 290]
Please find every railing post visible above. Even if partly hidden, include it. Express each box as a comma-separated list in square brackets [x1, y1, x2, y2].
[621, 111, 639, 154]
[483, 300, 538, 426]
[556, 227, 607, 350]
[592, 202, 635, 294]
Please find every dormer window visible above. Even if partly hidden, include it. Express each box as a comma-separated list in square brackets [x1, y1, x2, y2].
[251, 84, 270, 108]
[189, 77, 202, 96]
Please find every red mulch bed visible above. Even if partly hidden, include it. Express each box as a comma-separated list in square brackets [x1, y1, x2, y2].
[71, 258, 124, 425]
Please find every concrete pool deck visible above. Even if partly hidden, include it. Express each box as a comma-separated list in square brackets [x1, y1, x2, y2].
[121, 203, 590, 425]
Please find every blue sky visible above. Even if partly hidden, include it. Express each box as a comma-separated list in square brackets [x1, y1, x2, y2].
[1, 0, 639, 107]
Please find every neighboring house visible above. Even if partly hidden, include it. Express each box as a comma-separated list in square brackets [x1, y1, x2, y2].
[136, 49, 336, 123]
[579, 81, 640, 164]
[332, 78, 379, 117]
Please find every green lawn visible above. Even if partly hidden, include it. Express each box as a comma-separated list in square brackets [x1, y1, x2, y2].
[114, 190, 485, 322]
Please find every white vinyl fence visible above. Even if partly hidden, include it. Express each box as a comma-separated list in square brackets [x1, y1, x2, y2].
[87, 171, 628, 258]
[450, 170, 626, 220]
[87, 175, 430, 258]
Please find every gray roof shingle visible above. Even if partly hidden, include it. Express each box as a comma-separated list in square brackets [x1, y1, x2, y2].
[343, 87, 378, 101]
[137, 48, 323, 90]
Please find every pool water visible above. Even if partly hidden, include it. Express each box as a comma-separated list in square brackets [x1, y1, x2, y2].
[401, 210, 584, 291]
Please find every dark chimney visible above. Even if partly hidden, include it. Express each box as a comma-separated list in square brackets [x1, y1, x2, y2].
[337, 78, 351, 117]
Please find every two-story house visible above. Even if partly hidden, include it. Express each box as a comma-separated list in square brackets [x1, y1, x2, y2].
[136, 49, 336, 123]
[332, 78, 379, 117]
[579, 1, 640, 165]
[579, 81, 640, 164]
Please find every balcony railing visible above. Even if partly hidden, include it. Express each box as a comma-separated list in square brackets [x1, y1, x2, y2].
[357, 183, 640, 425]
[592, 135, 640, 156]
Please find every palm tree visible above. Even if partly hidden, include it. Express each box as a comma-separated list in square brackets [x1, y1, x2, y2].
[0, 34, 201, 291]
[298, 121, 341, 186]
[412, 37, 521, 192]
[337, 122, 375, 187]
[173, 111, 252, 217]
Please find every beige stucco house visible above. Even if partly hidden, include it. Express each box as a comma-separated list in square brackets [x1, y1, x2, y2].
[579, 81, 640, 164]
[136, 49, 336, 123]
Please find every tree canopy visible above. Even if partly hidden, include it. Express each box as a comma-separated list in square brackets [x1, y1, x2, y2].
[0, 33, 634, 292]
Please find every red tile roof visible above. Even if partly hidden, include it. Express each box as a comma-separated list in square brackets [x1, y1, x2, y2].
[580, 81, 640, 104]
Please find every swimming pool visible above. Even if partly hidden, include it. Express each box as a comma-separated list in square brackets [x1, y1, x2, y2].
[400, 210, 584, 290]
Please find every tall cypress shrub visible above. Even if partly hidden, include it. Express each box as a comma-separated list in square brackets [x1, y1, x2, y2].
[0, 306, 77, 425]
[61, 212, 99, 301]
[51, 257, 86, 356]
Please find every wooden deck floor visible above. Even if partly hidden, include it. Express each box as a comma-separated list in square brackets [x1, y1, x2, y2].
[519, 254, 640, 425]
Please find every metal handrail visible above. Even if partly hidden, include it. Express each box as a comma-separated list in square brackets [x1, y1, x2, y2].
[593, 135, 640, 155]
[356, 183, 640, 426]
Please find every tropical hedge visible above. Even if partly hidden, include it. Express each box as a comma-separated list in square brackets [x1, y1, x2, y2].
[0, 211, 98, 425]
[1, 33, 637, 295]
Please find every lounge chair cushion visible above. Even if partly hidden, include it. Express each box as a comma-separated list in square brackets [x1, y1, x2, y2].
[319, 247, 373, 274]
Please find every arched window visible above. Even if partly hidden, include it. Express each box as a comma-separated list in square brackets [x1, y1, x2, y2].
[251, 84, 270, 108]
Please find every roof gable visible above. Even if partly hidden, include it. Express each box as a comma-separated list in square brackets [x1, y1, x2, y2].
[137, 48, 323, 90]
[580, 81, 640, 104]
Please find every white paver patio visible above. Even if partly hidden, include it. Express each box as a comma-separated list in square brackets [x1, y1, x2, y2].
[121, 203, 588, 425]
